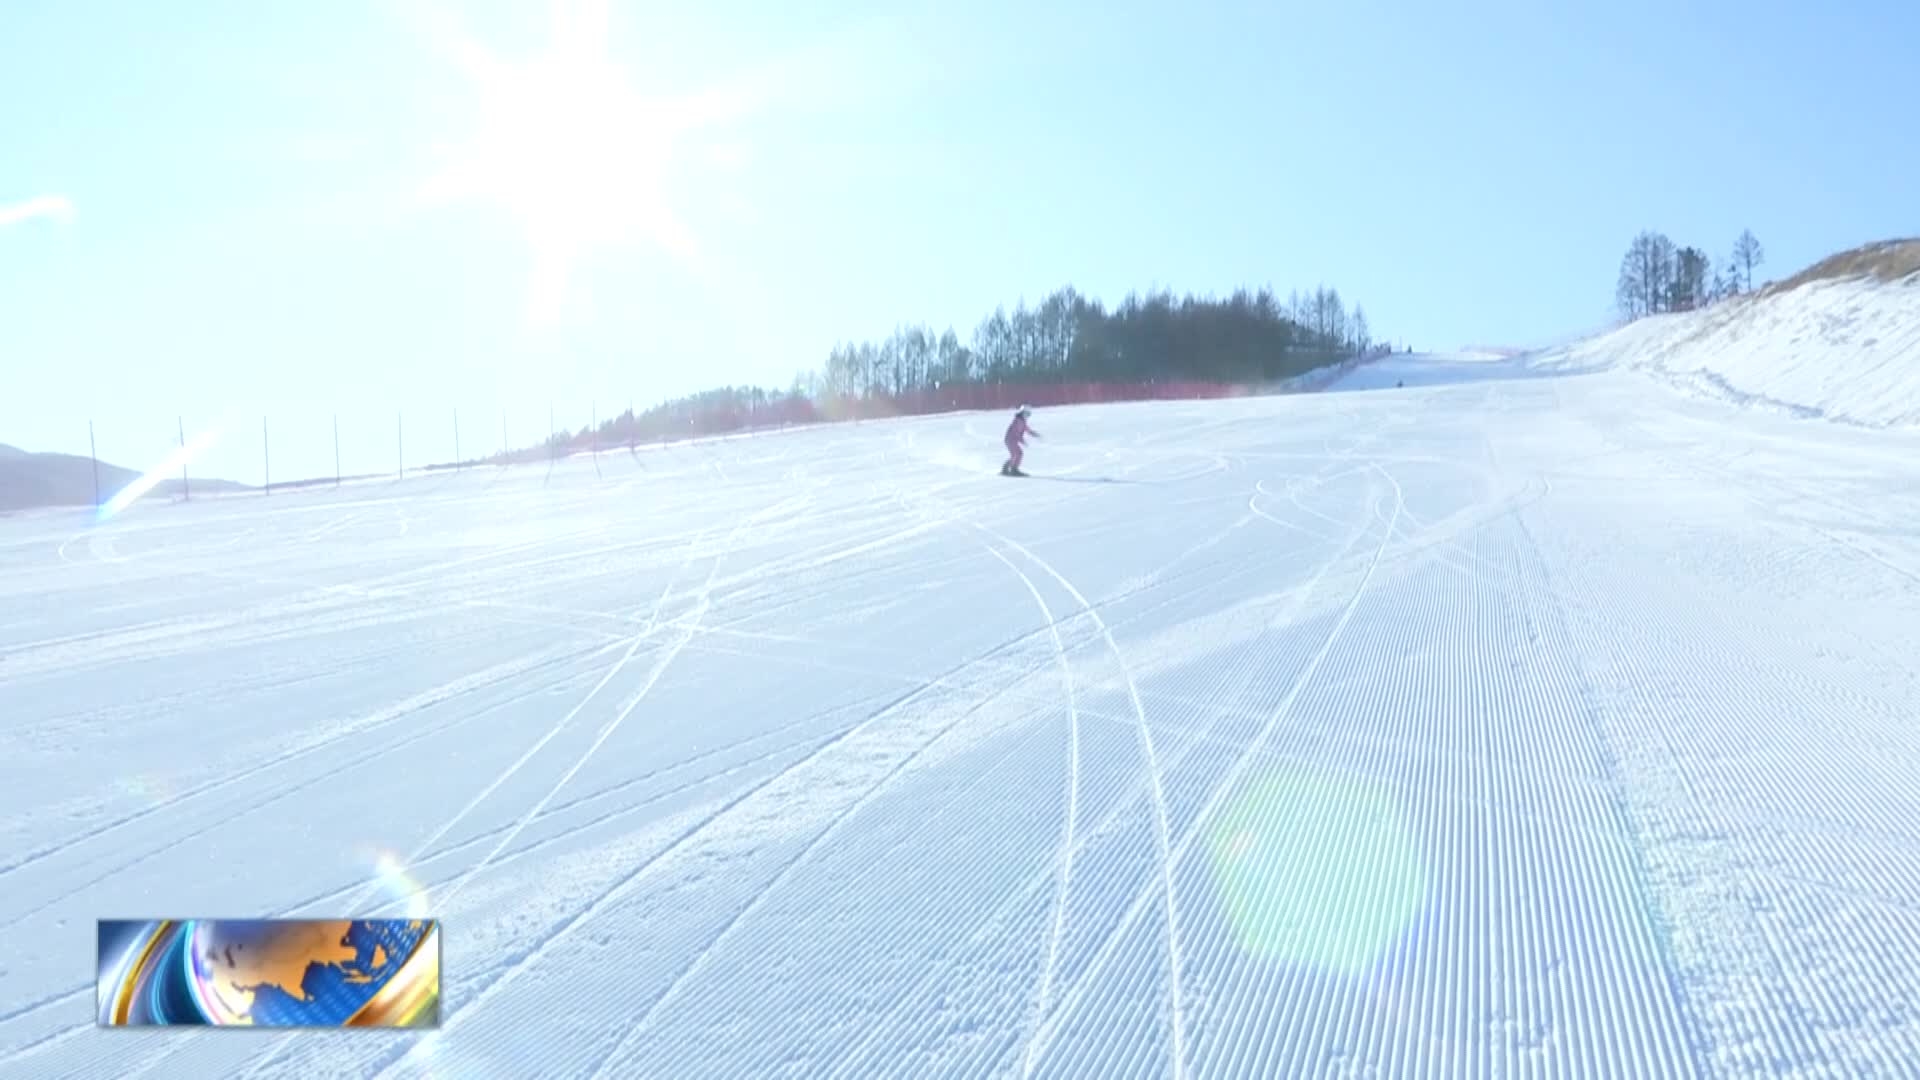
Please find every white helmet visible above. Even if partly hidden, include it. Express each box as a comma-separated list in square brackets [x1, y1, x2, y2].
[1016, 405, 1031, 417]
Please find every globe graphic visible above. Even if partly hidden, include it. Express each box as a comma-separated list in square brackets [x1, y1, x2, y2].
[188, 919, 434, 1026]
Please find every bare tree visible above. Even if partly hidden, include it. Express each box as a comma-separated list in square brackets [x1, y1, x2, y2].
[902, 325, 934, 391]
[796, 279, 1380, 413]
[1325, 287, 1348, 351]
[824, 344, 859, 396]
[934, 328, 968, 385]
[1311, 285, 1337, 344]
[855, 342, 879, 397]
[1649, 233, 1677, 311]
[1616, 251, 1643, 318]
[1618, 231, 1674, 318]
[972, 308, 1015, 381]
[1732, 229, 1765, 292]
[1036, 288, 1080, 371]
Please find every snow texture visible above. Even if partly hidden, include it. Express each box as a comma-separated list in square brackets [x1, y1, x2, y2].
[1530, 277, 1920, 428]
[4, 351, 1920, 1079]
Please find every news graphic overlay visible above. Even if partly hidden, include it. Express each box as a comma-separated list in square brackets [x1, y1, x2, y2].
[97, 919, 440, 1028]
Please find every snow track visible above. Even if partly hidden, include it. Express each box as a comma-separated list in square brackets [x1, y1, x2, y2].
[5, 354, 1920, 1078]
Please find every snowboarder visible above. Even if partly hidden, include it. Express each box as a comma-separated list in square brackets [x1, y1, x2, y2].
[1001, 406, 1040, 476]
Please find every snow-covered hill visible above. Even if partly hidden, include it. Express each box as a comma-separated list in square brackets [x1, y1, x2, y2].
[7, 353, 1920, 1077]
[1531, 241, 1920, 427]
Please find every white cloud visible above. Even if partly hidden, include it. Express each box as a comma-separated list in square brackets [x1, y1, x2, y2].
[0, 195, 75, 228]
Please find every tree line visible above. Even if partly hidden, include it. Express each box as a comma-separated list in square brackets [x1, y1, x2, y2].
[532, 283, 1382, 456]
[794, 284, 1375, 398]
[1616, 228, 1765, 318]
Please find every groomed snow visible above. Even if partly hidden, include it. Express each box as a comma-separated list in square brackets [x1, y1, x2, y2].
[4, 353, 1920, 1078]
[1530, 276, 1920, 428]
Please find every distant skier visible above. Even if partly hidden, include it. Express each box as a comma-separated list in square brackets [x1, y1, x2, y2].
[1000, 406, 1040, 476]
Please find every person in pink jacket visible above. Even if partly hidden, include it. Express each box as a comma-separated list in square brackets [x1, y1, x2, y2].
[1001, 406, 1040, 476]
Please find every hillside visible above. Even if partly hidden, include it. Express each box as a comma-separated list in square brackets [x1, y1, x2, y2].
[0, 445, 246, 513]
[1531, 239, 1920, 427]
[11, 359, 1920, 1076]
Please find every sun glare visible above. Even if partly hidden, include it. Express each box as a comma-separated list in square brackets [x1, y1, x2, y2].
[423, 0, 704, 323]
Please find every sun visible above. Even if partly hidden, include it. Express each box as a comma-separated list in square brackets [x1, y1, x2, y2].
[421, 0, 705, 323]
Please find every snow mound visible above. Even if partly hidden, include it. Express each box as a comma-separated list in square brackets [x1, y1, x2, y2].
[1530, 268, 1920, 428]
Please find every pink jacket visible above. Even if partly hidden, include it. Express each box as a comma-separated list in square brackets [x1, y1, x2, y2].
[1004, 414, 1033, 446]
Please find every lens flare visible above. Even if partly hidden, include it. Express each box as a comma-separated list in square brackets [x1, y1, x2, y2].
[96, 424, 227, 522]
[114, 772, 177, 806]
[1203, 766, 1427, 975]
[363, 847, 435, 920]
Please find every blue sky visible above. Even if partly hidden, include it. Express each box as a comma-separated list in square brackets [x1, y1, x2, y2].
[2, 0, 1915, 483]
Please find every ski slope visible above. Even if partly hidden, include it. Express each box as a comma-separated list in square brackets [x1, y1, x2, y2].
[1530, 275, 1920, 429]
[4, 353, 1920, 1078]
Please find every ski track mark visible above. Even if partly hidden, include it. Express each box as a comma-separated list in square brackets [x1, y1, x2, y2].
[976, 543, 1084, 1079]
[428, 491, 810, 916]
[575, 598, 1063, 1079]
[0, 649, 609, 935]
[1023, 459, 1399, 1074]
[829, 558, 1324, 1079]
[21, 377, 1920, 1079]
[0, 640, 613, 882]
[973, 522, 1190, 1080]
[236, 495, 813, 1079]
[0, 645, 629, 1067]
[353, 519, 718, 914]
[356, 596, 1099, 1080]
